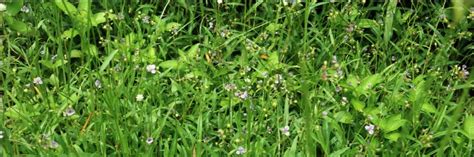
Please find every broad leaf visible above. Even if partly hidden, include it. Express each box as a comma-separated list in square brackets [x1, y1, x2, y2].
[334, 111, 354, 124]
[55, 0, 78, 16]
[464, 116, 474, 139]
[358, 19, 379, 28]
[379, 114, 406, 132]
[421, 103, 437, 113]
[351, 99, 365, 112]
[6, 0, 23, 16]
[70, 49, 82, 58]
[385, 132, 401, 142]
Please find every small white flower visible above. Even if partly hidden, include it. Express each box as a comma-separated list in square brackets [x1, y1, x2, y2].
[136, 94, 144, 102]
[275, 74, 283, 84]
[234, 91, 248, 100]
[146, 137, 154, 144]
[142, 15, 150, 24]
[33, 77, 43, 85]
[146, 64, 157, 74]
[322, 111, 328, 117]
[0, 3, 6, 12]
[50, 140, 59, 149]
[217, 0, 223, 4]
[63, 107, 76, 117]
[365, 124, 375, 135]
[224, 83, 236, 91]
[116, 13, 125, 20]
[235, 146, 246, 155]
[95, 79, 102, 88]
[0, 131, 4, 139]
[341, 97, 348, 104]
[280, 125, 290, 136]
[21, 5, 30, 13]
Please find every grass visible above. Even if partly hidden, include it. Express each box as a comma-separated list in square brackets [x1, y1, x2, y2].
[0, 0, 473, 156]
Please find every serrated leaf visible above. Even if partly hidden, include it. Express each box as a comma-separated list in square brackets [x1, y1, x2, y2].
[464, 116, 474, 139]
[334, 111, 354, 124]
[421, 103, 437, 113]
[351, 99, 365, 112]
[55, 0, 78, 16]
[70, 49, 82, 58]
[385, 132, 401, 142]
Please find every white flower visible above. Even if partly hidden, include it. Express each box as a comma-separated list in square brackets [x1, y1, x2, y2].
[0, 3, 6, 12]
[322, 111, 328, 117]
[365, 124, 375, 135]
[50, 140, 59, 149]
[33, 77, 43, 85]
[0, 131, 4, 139]
[146, 137, 154, 144]
[234, 91, 248, 100]
[21, 5, 30, 13]
[235, 146, 246, 155]
[217, 0, 223, 4]
[95, 79, 102, 88]
[280, 125, 290, 136]
[146, 64, 157, 74]
[63, 107, 76, 117]
[224, 83, 236, 91]
[142, 15, 150, 24]
[136, 94, 144, 102]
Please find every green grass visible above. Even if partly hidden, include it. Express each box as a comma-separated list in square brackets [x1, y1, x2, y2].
[0, 0, 473, 156]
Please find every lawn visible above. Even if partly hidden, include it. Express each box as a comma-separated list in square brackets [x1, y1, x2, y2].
[0, 0, 473, 156]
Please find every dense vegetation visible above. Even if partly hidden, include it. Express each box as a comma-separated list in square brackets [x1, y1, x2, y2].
[0, 0, 473, 156]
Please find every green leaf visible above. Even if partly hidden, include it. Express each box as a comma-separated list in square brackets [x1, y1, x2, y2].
[358, 19, 379, 28]
[329, 147, 349, 157]
[55, 0, 78, 16]
[187, 44, 200, 60]
[159, 60, 183, 70]
[360, 74, 382, 90]
[91, 12, 107, 26]
[268, 52, 279, 67]
[70, 49, 82, 58]
[384, 132, 401, 142]
[334, 111, 354, 124]
[61, 28, 79, 39]
[379, 114, 406, 132]
[463, 116, 474, 139]
[265, 23, 282, 33]
[351, 99, 365, 112]
[78, 0, 90, 12]
[421, 103, 437, 113]
[166, 22, 181, 31]
[6, 0, 23, 16]
[147, 47, 156, 62]
[5, 16, 31, 34]
[100, 50, 118, 72]
[384, 0, 397, 45]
